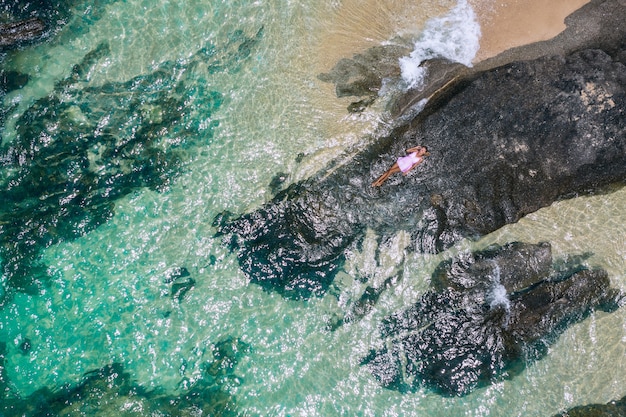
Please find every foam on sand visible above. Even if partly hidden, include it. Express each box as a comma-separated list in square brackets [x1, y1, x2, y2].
[399, 0, 481, 89]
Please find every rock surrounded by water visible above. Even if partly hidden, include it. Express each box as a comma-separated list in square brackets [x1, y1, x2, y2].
[362, 242, 621, 396]
[217, 42, 626, 298]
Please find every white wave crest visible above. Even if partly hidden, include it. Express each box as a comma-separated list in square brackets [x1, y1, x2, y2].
[399, 0, 481, 89]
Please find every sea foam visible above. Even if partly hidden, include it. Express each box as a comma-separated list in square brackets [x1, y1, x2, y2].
[399, 0, 481, 89]
[486, 263, 511, 328]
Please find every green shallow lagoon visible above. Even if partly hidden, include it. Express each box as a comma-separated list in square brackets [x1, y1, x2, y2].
[0, 0, 625, 415]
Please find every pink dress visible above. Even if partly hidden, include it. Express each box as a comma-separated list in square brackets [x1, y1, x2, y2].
[397, 152, 422, 173]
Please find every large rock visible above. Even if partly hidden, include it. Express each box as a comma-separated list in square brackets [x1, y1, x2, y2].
[216, 42, 626, 298]
[361, 242, 621, 396]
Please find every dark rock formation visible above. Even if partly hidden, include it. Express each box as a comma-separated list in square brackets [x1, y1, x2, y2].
[319, 0, 626, 115]
[554, 395, 626, 417]
[473, 0, 626, 73]
[0, 70, 28, 94]
[217, 42, 626, 298]
[205, 337, 251, 379]
[0, 42, 212, 295]
[0, 18, 46, 48]
[18, 338, 31, 355]
[321, 49, 469, 114]
[0, 0, 75, 51]
[361, 242, 621, 396]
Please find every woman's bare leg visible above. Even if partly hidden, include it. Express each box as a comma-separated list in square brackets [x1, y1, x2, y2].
[372, 164, 401, 187]
[372, 171, 391, 187]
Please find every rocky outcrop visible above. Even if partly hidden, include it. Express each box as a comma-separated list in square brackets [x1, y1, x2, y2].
[320, 0, 626, 116]
[361, 242, 621, 396]
[217, 41, 626, 298]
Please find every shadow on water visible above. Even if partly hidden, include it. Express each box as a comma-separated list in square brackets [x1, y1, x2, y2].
[0, 26, 264, 303]
[0, 336, 249, 416]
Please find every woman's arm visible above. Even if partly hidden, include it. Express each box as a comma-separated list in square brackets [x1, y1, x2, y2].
[406, 146, 421, 153]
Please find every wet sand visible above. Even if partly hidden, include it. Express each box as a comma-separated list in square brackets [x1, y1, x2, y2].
[470, 0, 591, 61]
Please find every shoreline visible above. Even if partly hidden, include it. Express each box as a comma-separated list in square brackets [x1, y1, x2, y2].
[470, 0, 590, 62]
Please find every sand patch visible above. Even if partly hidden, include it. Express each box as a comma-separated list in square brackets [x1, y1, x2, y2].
[470, 0, 590, 61]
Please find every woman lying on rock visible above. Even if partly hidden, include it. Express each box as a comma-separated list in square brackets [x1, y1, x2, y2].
[372, 146, 429, 187]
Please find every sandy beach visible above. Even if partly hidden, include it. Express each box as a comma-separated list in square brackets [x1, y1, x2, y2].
[314, 0, 591, 75]
[470, 0, 590, 61]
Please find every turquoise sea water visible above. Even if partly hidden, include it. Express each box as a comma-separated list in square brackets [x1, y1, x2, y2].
[1, 0, 625, 415]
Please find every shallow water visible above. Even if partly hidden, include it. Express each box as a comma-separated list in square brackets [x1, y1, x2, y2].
[0, 0, 625, 415]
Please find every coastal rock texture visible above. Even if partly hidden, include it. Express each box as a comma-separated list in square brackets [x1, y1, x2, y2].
[0, 0, 72, 51]
[0, 42, 214, 295]
[362, 242, 621, 396]
[0, 18, 46, 49]
[317, 43, 413, 112]
[217, 26, 626, 299]
[554, 395, 626, 416]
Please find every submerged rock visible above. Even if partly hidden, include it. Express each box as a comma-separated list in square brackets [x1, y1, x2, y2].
[0, 42, 211, 294]
[0, 362, 240, 416]
[217, 43, 626, 298]
[0, 0, 79, 52]
[0, 27, 264, 299]
[327, 275, 398, 331]
[0, 70, 28, 94]
[205, 337, 251, 379]
[165, 267, 195, 303]
[0, 335, 248, 415]
[318, 44, 410, 98]
[362, 242, 621, 396]
[17, 338, 31, 355]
